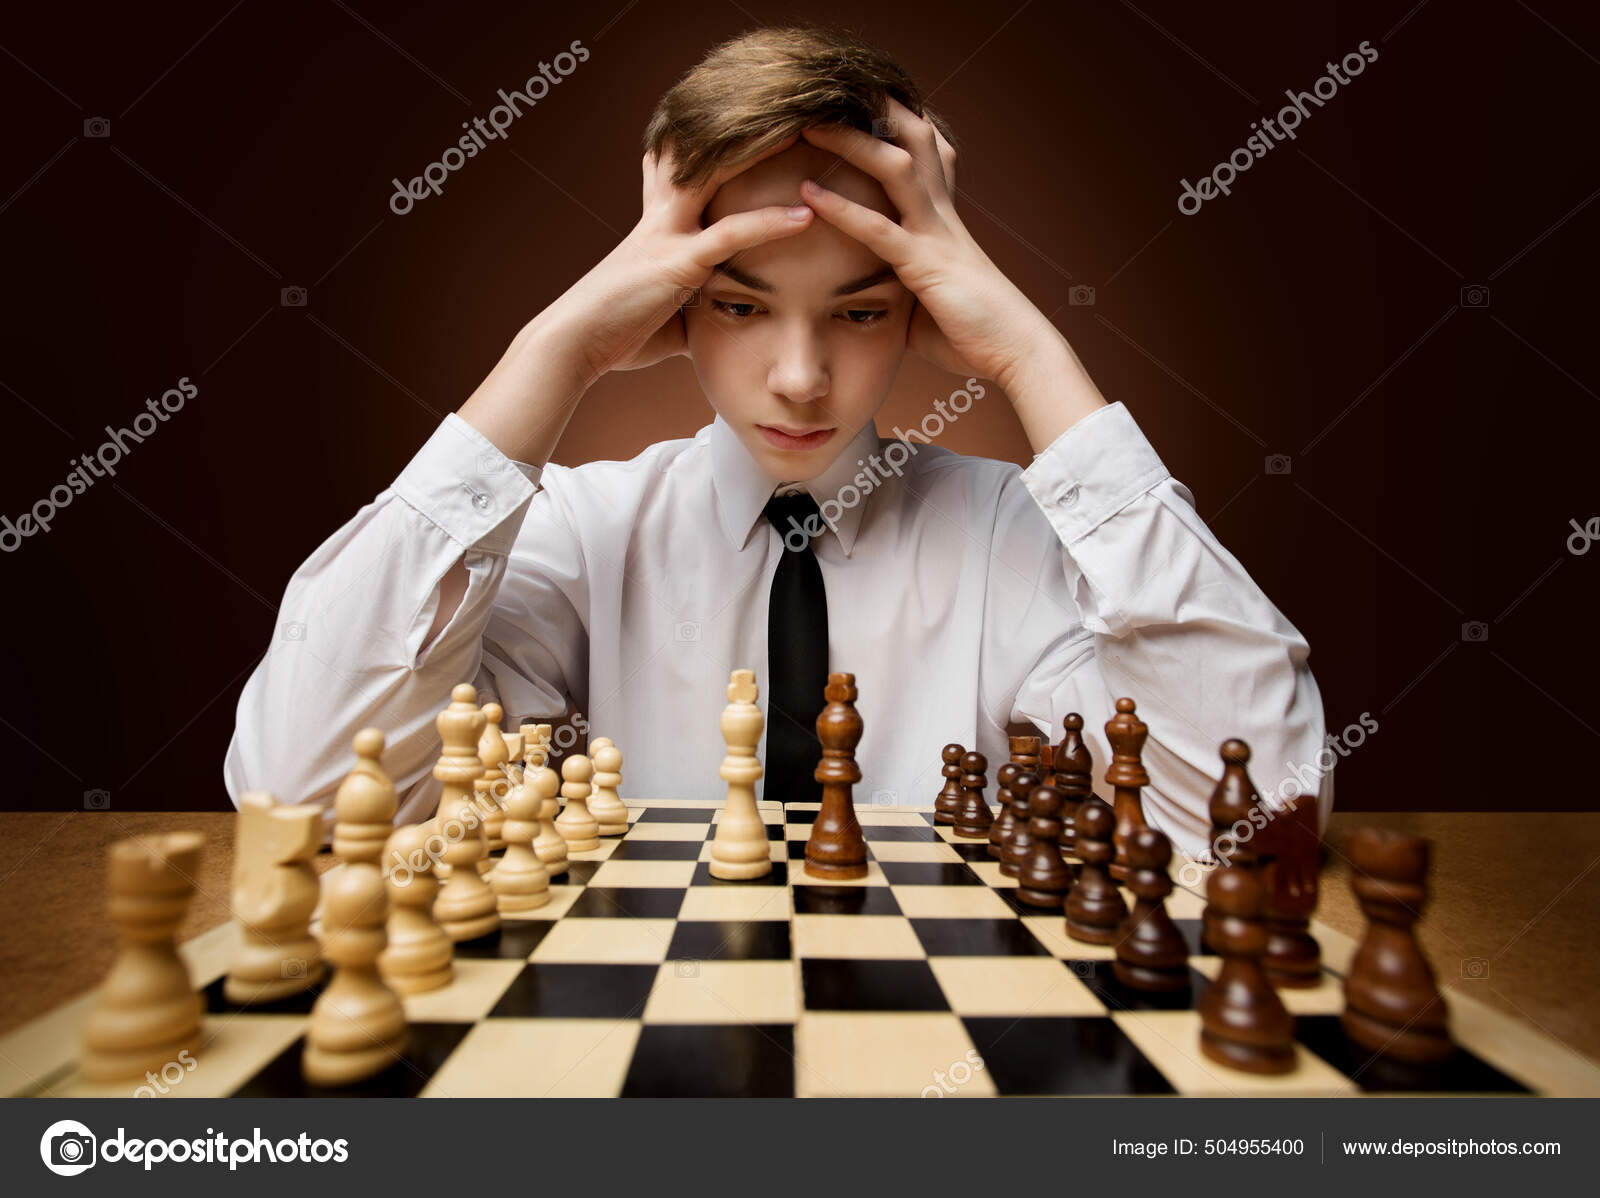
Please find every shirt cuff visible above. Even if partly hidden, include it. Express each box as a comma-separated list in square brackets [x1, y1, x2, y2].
[1019, 401, 1170, 544]
[392, 413, 541, 555]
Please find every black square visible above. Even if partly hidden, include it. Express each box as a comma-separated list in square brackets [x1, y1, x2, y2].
[635, 807, 717, 823]
[566, 887, 685, 919]
[201, 974, 324, 1016]
[454, 919, 559, 960]
[801, 958, 948, 1012]
[231, 1022, 473, 1098]
[765, 822, 786, 841]
[947, 839, 995, 862]
[1295, 1015, 1529, 1093]
[912, 918, 1050, 957]
[621, 1024, 795, 1096]
[964, 1016, 1173, 1095]
[609, 839, 704, 861]
[860, 825, 941, 843]
[555, 859, 600, 886]
[1063, 958, 1199, 1012]
[690, 860, 789, 886]
[878, 861, 983, 886]
[487, 962, 659, 1019]
[785, 809, 820, 825]
[787, 839, 811, 860]
[791, 884, 901, 916]
[667, 920, 792, 961]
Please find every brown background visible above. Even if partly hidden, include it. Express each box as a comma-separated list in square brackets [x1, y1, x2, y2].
[0, 1, 1596, 814]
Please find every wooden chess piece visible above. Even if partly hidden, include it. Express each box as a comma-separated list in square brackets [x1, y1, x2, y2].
[225, 792, 324, 1003]
[1105, 698, 1152, 881]
[475, 702, 511, 853]
[1113, 828, 1191, 992]
[804, 672, 868, 880]
[431, 684, 499, 941]
[334, 728, 398, 867]
[952, 751, 994, 838]
[588, 740, 630, 836]
[933, 743, 965, 825]
[1197, 861, 1296, 1074]
[1064, 797, 1127, 945]
[79, 831, 206, 1082]
[1201, 739, 1264, 951]
[1016, 784, 1073, 909]
[1341, 827, 1453, 1065]
[555, 754, 601, 852]
[491, 763, 552, 912]
[711, 669, 772, 880]
[1000, 769, 1041, 878]
[987, 763, 1020, 860]
[378, 824, 452, 994]
[303, 865, 408, 1085]
[520, 724, 568, 874]
[1258, 787, 1323, 990]
[1052, 713, 1092, 857]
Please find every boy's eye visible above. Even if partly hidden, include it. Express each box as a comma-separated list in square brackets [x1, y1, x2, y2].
[710, 300, 760, 319]
[841, 309, 887, 326]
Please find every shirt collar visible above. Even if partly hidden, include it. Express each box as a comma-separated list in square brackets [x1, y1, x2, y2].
[709, 414, 880, 557]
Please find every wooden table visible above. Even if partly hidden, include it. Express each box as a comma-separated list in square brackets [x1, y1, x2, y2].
[2, 810, 1596, 1063]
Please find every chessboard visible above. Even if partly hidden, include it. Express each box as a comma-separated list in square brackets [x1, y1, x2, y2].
[8, 799, 1598, 1098]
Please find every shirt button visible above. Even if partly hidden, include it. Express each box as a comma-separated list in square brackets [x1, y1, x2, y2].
[1057, 483, 1080, 507]
[471, 492, 491, 511]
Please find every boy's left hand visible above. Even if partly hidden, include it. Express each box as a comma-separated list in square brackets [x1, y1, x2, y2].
[798, 98, 1057, 392]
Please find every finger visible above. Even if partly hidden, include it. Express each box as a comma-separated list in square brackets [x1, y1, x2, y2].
[930, 123, 957, 193]
[663, 131, 803, 225]
[797, 179, 914, 266]
[692, 202, 814, 269]
[799, 118, 941, 221]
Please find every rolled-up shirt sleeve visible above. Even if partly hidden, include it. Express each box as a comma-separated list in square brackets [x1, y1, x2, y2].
[224, 413, 587, 828]
[980, 401, 1331, 863]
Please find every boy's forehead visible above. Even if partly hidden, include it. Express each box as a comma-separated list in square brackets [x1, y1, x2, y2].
[705, 142, 895, 221]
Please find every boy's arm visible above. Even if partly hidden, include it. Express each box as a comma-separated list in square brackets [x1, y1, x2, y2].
[978, 401, 1331, 864]
[223, 412, 588, 827]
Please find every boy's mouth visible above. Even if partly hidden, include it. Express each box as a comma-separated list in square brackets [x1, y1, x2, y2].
[756, 424, 836, 452]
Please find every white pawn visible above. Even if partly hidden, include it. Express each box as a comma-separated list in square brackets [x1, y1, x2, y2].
[378, 824, 452, 995]
[334, 728, 398, 866]
[304, 866, 408, 1085]
[520, 724, 569, 873]
[555, 754, 600, 852]
[492, 768, 551, 912]
[432, 685, 500, 941]
[710, 669, 772, 880]
[588, 739, 629, 836]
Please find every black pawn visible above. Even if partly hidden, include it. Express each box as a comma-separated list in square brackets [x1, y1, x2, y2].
[1201, 738, 1263, 952]
[1064, 797, 1126, 945]
[952, 752, 993, 838]
[987, 763, 1019, 859]
[1197, 864, 1296, 1074]
[933, 744, 965, 825]
[1053, 713, 1092, 857]
[1000, 770, 1040, 877]
[1016, 784, 1072, 909]
[1113, 828, 1190, 992]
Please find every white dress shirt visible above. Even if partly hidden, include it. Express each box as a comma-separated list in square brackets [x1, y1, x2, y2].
[224, 400, 1331, 863]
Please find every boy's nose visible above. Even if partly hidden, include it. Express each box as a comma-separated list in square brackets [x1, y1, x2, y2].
[768, 333, 830, 404]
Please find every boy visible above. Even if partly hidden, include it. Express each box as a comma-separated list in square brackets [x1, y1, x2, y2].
[225, 25, 1329, 864]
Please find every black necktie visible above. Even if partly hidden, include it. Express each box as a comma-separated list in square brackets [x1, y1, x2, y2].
[763, 492, 829, 805]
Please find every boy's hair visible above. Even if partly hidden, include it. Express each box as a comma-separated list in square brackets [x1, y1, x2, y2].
[643, 24, 958, 189]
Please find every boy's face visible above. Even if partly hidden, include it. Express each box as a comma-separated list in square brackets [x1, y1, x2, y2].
[687, 142, 912, 481]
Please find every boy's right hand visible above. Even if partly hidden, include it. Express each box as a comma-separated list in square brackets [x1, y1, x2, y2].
[565, 132, 814, 376]
[459, 133, 812, 465]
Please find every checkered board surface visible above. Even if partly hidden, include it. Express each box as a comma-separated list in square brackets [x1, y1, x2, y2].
[20, 801, 1600, 1098]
